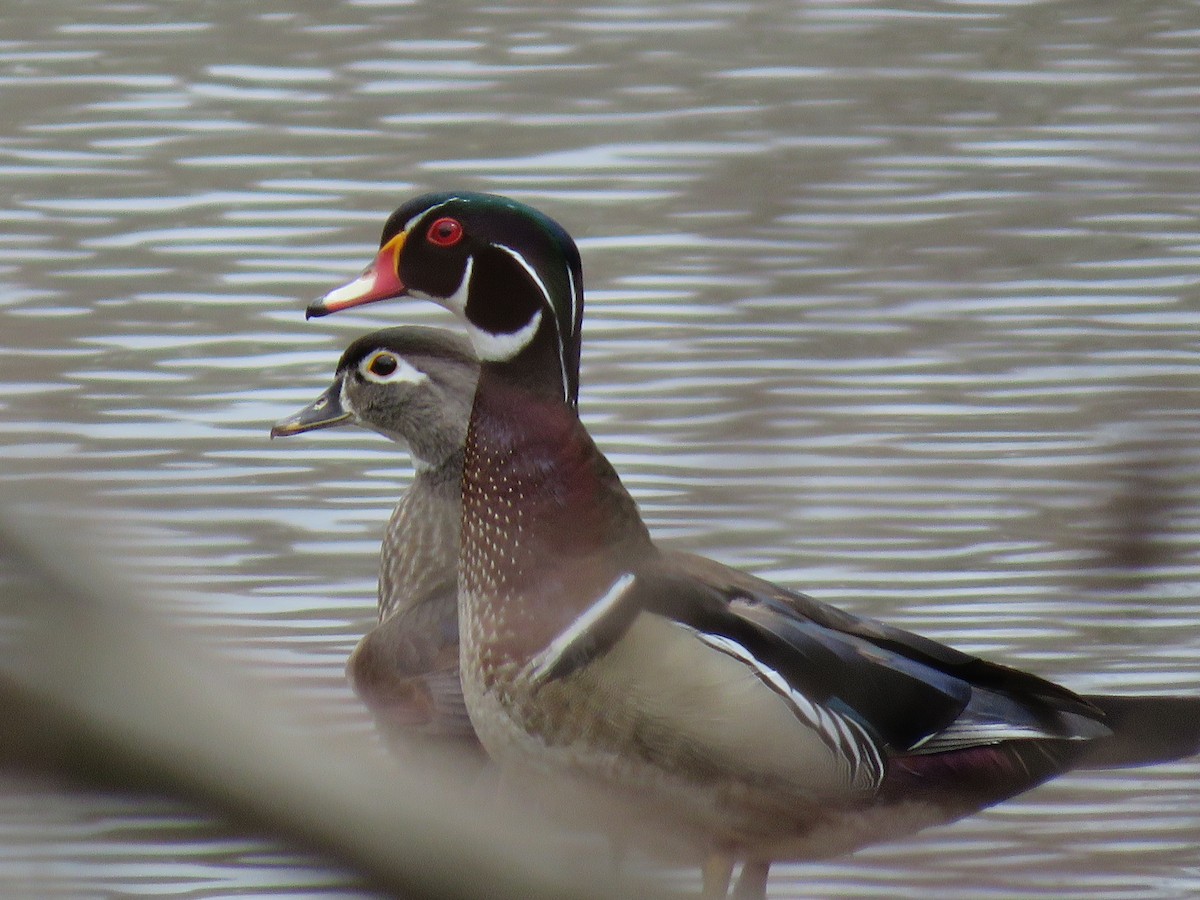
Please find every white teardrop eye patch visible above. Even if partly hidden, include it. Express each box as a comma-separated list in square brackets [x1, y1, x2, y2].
[368, 352, 397, 377]
[358, 351, 428, 385]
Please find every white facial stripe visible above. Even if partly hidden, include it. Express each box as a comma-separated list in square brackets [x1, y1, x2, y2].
[526, 572, 636, 684]
[358, 352, 429, 386]
[404, 197, 462, 235]
[469, 308, 542, 362]
[491, 241, 570, 401]
[491, 242, 552, 309]
[566, 264, 580, 342]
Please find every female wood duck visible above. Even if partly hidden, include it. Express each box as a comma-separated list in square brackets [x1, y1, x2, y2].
[306, 192, 1200, 899]
[271, 326, 481, 753]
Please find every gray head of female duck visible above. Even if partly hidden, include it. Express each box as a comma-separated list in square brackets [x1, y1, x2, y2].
[271, 325, 478, 474]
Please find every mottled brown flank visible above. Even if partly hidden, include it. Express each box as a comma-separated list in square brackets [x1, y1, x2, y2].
[345, 449, 475, 741]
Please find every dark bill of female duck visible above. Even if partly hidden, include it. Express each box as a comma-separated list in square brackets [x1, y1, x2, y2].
[269, 380, 351, 438]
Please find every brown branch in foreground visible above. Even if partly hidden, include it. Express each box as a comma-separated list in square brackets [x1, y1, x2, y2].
[0, 507, 675, 900]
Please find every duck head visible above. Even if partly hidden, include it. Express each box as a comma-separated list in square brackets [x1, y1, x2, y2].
[271, 326, 477, 470]
[307, 192, 583, 408]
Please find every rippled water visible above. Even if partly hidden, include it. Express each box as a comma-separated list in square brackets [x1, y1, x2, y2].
[3, 1, 1200, 897]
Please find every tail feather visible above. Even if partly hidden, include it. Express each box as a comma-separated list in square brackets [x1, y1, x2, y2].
[1079, 694, 1200, 768]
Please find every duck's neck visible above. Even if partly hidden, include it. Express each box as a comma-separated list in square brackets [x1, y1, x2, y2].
[458, 367, 651, 678]
[377, 448, 463, 621]
[475, 319, 578, 411]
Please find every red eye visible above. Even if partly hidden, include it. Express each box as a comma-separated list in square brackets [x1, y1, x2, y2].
[427, 217, 463, 247]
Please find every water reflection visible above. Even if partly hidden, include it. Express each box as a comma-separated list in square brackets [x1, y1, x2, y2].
[2, 0, 1200, 896]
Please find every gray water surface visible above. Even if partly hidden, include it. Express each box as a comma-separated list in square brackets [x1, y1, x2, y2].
[3, 1, 1200, 896]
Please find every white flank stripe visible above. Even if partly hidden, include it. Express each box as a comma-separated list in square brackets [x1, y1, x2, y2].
[695, 633, 795, 700]
[526, 572, 636, 684]
[692, 629, 884, 787]
[844, 715, 883, 777]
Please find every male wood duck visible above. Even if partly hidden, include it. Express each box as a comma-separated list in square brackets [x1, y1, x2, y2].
[306, 192, 1200, 899]
[271, 326, 481, 752]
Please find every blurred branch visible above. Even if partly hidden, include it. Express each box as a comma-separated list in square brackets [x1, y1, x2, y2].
[0, 506, 669, 900]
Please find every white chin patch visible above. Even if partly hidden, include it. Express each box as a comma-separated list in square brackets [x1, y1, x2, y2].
[469, 308, 543, 362]
[435, 250, 544, 364]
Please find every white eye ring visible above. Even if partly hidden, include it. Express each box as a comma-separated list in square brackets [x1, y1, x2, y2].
[358, 352, 428, 386]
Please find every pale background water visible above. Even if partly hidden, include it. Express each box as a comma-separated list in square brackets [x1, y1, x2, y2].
[3, 0, 1200, 896]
